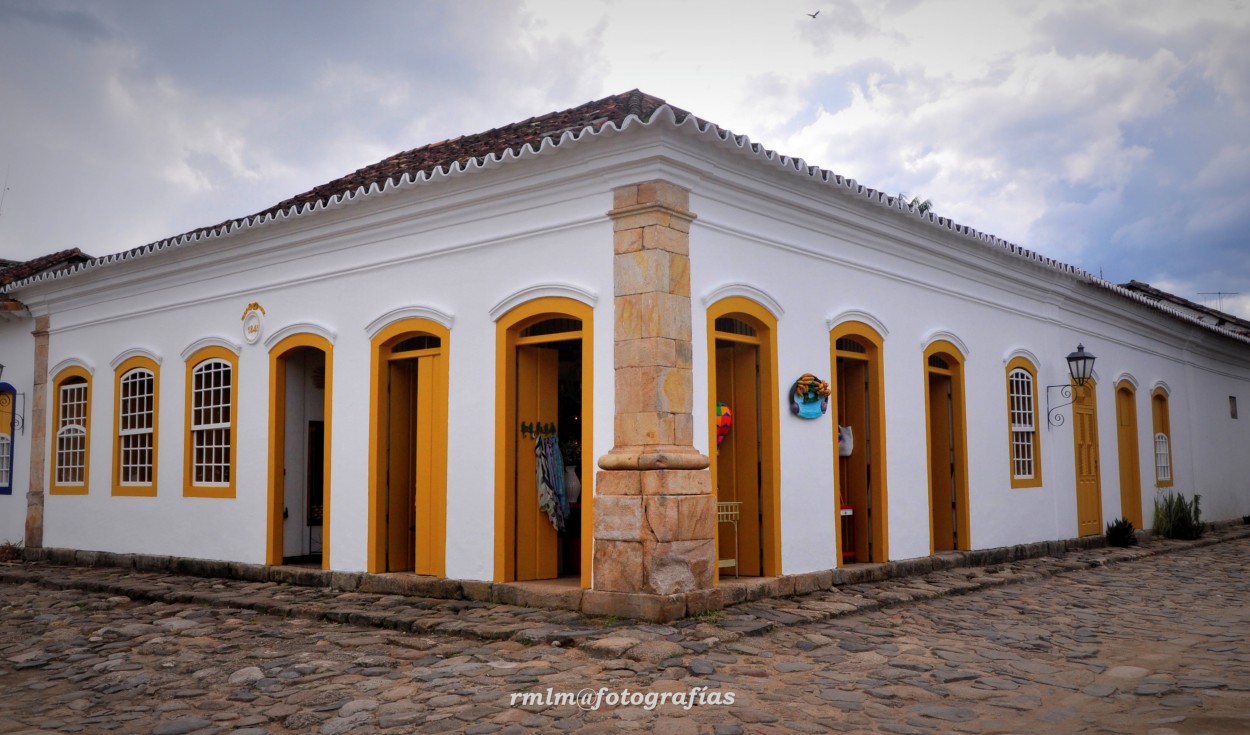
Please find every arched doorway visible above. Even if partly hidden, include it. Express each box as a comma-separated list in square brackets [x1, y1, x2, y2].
[495, 298, 593, 586]
[268, 333, 333, 568]
[367, 320, 449, 575]
[707, 297, 780, 578]
[924, 340, 969, 553]
[1115, 380, 1143, 529]
[830, 322, 889, 565]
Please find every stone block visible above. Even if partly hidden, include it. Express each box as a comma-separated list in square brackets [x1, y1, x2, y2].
[719, 581, 749, 606]
[593, 539, 644, 592]
[594, 470, 641, 496]
[595, 495, 643, 541]
[636, 180, 690, 211]
[614, 292, 692, 342]
[640, 469, 711, 496]
[133, 554, 173, 572]
[330, 571, 363, 592]
[644, 538, 715, 594]
[615, 250, 688, 297]
[491, 583, 582, 611]
[615, 338, 679, 369]
[615, 366, 692, 414]
[615, 411, 678, 447]
[74, 550, 98, 567]
[460, 580, 493, 602]
[612, 209, 673, 233]
[268, 565, 329, 588]
[581, 589, 686, 624]
[641, 224, 690, 255]
[684, 587, 724, 617]
[792, 569, 835, 595]
[613, 184, 639, 210]
[614, 227, 644, 255]
[643, 494, 715, 542]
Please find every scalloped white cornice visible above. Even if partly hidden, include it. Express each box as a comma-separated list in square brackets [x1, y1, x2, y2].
[489, 284, 597, 322]
[49, 357, 94, 378]
[826, 310, 889, 338]
[923, 330, 970, 358]
[264, 322, 339, 350]
[701, 282, 785, 319]
[365, 307, 455, 339]
[180, 336, 243, 362]
[109, 347, 163, 370]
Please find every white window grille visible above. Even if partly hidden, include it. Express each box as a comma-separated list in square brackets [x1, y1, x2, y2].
[0, 434, 11, 487]
[191, 359, 232, 485]
[1008, 367, 1036, 479]
[56, 378, 88, 485]
[1154, 432, 1171, 483]
[119, 368, 155, 485]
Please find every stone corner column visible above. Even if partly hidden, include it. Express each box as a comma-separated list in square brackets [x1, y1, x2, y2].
[24, 314, 50, 549]
[586, 179, 722, 623]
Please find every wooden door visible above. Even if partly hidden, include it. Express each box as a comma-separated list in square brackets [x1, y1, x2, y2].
[412, 354, 438, 575]
[515, 346, 560, 581]
[385, 360, 415, 571]
[715, 342, 762, 576]
[1073, 382, 1104, 536]
[1115, 385, 1143, 529]
[837, 358, 871, 562]
[928, 373, 956, 551]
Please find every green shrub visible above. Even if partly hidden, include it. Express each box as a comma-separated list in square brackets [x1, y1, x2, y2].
[1153, 491, 1203, 540]
[1105, 517, 1137, 547]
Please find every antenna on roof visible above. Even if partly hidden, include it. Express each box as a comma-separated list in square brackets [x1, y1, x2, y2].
[1198, 292, 1241, 312]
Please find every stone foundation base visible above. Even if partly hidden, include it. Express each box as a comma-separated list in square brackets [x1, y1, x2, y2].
[582, 587, 723, 623]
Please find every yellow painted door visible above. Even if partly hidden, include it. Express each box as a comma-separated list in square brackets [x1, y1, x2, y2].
[928, 373, 956, 551]
[1073, 383, 1104, 536]
[515, 346, 560, 581]
[413, 354, 438, 576]
[716, 342, 762, 576]
[1116, 386, 1143, 529]
[386, 360, 415, 571]
[838, 358, 871, 562]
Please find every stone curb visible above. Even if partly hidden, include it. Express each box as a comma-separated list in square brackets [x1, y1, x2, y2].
[2, 523, 1247, 647]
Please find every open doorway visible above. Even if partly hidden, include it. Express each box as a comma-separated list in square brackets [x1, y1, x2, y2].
[831, 324, 888, 565]
[924, 342, 969, 553]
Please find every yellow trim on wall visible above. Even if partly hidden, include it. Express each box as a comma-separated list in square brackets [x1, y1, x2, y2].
[267, 333, 334, 569]
[923, 340, 971, 553]
[183, 345, 240, 499]
[493, 297, 594, 588]
[829, 321, 890, 565]
[1151, 387, 1173, 487]
[707, 296, 782, 579]
[50, 365, 92, 496]
[1115, 379, 1143, 529]
[366, 319, 449, 575]
[1005, 356, 1043, 489]
[112, 356, 161, 497]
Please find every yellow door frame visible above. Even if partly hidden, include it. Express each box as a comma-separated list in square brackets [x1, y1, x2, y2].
[829, 321, 889, 565]
[1115, 380, 1143, 529]
[923, 340, 970, 553]
[366, 319, 450, 575]
[707, 296, 782, 580]
[494, 297, 594, 588]
[267, 333, 334, 568]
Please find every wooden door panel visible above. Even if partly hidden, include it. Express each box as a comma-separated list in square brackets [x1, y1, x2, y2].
[386, 361, 414, 571]
[1073, 384, 1104, 537]
[413, 354, 437, 576]
[515, 346, 560, 581]
[928, 374, 955, 551]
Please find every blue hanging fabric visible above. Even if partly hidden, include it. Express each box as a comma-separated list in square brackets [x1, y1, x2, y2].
[535, 435, 569, 531]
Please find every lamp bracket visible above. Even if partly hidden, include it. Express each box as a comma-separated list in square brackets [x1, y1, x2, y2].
[1045, 384, 1074, 430]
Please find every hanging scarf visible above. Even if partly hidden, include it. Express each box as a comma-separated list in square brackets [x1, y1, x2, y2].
[535, 435, 569, 531]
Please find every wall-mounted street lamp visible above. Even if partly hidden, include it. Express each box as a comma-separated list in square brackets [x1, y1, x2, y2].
[1046, 344, 1097, 429]
[0, 362, 26, 435]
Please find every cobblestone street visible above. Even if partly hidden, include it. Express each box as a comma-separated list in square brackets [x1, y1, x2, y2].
[2, 532, 1248, 735]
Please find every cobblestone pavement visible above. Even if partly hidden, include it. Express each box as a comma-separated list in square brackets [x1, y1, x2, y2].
[2, 529, 1248, 735]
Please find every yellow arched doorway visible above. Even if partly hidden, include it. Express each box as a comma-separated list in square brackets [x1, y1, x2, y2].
[367, 319, 449, 575]
[267, 333, 333, 568]
[924, 340, 970, 553]
[830, 322, 889, 565]
[707, 297, 781, 578]
[494, 298, 593, 587]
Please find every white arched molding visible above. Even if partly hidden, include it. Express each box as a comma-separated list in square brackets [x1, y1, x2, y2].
[1002, 348, 1041, 369]
[180, 336, 243, 362]
[49, 357, 94, 378]
[1152, 380, 1172, 396]
[701, 282, 785, 319]
[109, 347, 163, 370]
[489, 283, 597, 322]
[265, 322, 339, 350]
[365, 306, 455, 340]
[922, 330, 970, 358]
[1114, 372, 1140, 389]
[827, 310, 889, 338]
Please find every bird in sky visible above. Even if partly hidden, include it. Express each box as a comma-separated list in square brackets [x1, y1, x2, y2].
[808, 10, 820, 18]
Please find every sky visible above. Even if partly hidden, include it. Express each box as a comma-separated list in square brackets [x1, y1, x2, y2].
[1, 0, 1249, 318]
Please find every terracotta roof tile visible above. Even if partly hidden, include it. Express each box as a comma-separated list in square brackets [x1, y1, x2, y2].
[0, 248, 93, 287]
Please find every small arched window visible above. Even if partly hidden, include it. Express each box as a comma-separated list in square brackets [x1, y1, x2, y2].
[115, 358, 159, 495]
[184, 345, 239, 498]
[1005, 358, 1042, 487]
[52, 367, 92, 494]
[1151, 388, 1173, 487]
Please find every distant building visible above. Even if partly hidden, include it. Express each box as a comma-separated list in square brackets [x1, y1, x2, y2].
[2, 91, 1247, 620]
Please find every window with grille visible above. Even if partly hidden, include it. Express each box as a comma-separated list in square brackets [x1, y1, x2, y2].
[56, 377, 89, 486]
[1154, 432, 1171, 483]
[0, 434, 10, 489]
[1008, 368, 1036, 480]
[191, 359, 232, 486]
[119, 368, 155, 485]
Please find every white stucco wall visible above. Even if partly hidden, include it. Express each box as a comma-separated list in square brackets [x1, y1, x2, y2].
[0, 315, 34, 545]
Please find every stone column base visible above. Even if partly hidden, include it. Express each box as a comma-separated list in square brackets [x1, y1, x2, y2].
[582, 587, 723, 624]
